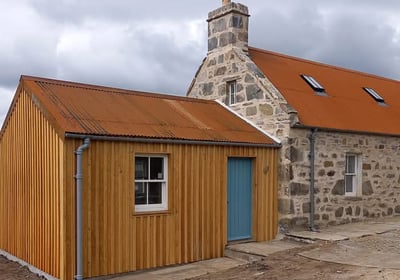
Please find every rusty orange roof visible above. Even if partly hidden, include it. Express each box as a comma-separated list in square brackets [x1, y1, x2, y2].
[249, 47, 400, 136]
[12, 75, 277, 146]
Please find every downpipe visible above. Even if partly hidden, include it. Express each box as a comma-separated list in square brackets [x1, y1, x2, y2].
[308, 129, 317, 232]
[74, 138, 90, 280]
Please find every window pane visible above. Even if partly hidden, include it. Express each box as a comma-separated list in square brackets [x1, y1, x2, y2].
[150, 157, 164, 180]
[135, 157, 148, 179]
[148, 182, 162, 204]
[135, 182, 147, 205]
[228, 81, 236, 105]
[346, 155, 355, 173]
[345, 175, 353, 193]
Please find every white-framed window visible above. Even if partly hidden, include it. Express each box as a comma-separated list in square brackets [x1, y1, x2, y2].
[345, 154, 361, 196]
[227, 81, 237, 105]
[134, 155, 168, 212]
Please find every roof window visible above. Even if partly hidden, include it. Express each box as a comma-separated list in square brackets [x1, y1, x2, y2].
[363, 87, 385, 104]
[300, 74, 326, 95]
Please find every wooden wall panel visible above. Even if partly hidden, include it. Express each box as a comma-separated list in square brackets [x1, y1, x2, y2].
[0, 90, 63, 278]
[62, 140, 278, 279]
[0, 90, 278, 280]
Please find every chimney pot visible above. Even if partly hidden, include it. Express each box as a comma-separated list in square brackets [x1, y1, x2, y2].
[222, 0, 231, 6]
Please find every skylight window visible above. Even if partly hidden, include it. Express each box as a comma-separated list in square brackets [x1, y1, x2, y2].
[301, 74, 326, 94]
[363, 87, 385, 104]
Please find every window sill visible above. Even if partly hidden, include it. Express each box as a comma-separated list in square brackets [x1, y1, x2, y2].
[133, 210, 172, 217]
[344, 196, 362, 201]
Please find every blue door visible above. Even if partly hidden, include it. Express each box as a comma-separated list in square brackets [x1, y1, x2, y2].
[227, 158, 253, 241]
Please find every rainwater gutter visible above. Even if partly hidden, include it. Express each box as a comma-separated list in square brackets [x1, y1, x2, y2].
[74, 138, 90, 280]
[308, 128, 317, 232]
[64, 133, 281, 148]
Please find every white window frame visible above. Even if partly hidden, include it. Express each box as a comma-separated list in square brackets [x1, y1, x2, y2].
[228, 81, 237, 105]
[134, 154, 168, 212]
[344, 154, 362, 196]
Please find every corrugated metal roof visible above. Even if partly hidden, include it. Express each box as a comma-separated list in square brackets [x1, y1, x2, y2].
[249, 47, 400, 136]
[21, 76, 277, 146]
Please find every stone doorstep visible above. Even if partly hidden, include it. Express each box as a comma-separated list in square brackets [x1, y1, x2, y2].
[225, 239, 305, 260]
[285, 217, 400, 243]
[224, 247, 265, 263]
[286, 231, 350, 242]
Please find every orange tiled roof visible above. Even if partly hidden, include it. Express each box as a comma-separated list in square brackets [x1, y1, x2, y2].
[18, 76, 276, 146]
[249, 47, 400, 136]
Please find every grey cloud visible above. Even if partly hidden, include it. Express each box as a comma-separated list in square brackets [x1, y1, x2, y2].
[53, 19, 205, 95]
[29, 0, 217, 24]
[250, 4, 325, 58]
[249, 1, 400, 80]
[313, 14, 400, 79]
[1, 0, 400, 126]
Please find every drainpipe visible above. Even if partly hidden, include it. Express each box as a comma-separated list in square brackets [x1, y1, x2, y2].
[308, 129, 317, 231]
[74, 138, 90, 280]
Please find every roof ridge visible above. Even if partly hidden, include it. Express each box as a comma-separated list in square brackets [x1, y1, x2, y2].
[21, 75, 215, 104]
[248, 46, 400, 84]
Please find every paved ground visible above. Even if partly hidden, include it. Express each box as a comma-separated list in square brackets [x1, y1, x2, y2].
[300, 230, 400, 270]
[2, 216, 400, 279]
[111, 216, 400, 280]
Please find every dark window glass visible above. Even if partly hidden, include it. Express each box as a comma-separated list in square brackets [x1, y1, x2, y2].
[135, 157, 148, 179]
[148, 182, 162, 204]
[346, 155, 356, 173]
[150, 157, 164, 180]
[135, 182, 147, 205]
[345, 175, 353, 193]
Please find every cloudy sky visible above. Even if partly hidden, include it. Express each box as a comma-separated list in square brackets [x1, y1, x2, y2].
[1, 0, 399, 126]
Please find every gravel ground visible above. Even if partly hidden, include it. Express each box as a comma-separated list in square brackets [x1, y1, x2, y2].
[0, 256, 43, 280]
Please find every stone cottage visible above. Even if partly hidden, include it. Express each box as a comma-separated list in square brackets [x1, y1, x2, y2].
[187, 0, 400, 230]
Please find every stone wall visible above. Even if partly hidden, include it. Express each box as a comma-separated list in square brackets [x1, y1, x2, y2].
[280, 129, 400, 230]
[188, 47, 292, 137]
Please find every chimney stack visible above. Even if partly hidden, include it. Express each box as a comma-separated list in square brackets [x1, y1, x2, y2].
[208, 2, 249, 53]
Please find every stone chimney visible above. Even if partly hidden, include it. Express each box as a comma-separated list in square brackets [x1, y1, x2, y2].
[208, 1, 249, 53]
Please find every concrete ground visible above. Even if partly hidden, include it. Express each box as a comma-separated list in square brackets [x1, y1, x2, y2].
[107, 216, 400, 280]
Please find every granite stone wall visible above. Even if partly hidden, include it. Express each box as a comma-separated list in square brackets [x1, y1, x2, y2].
[279, 129, 400, 230]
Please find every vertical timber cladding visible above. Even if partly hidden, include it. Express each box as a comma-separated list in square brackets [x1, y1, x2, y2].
[63, 140, 278, 279]
[0, 90, 63, 278]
